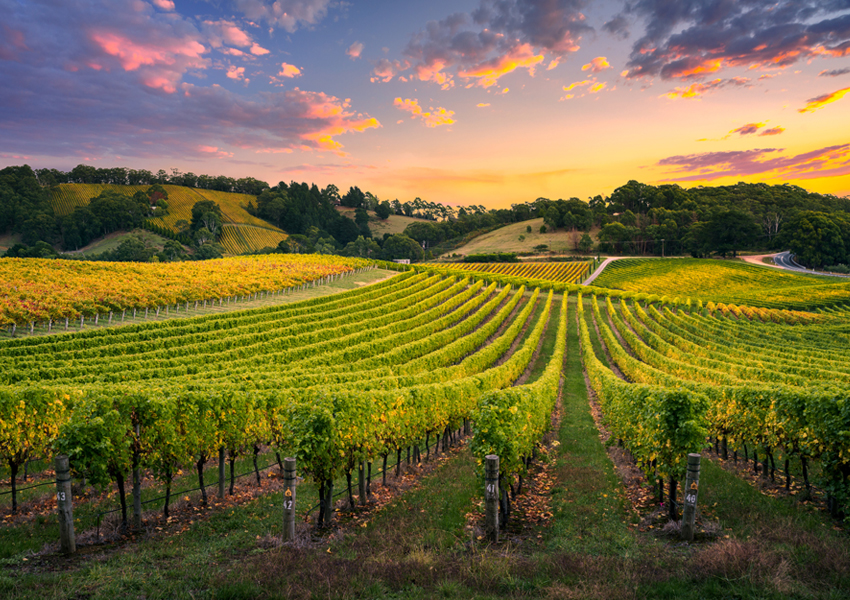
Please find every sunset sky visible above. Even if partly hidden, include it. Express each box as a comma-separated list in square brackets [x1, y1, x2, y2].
[1, 0, 849, 208]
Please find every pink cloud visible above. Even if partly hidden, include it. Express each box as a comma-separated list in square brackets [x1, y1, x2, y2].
[89, 30, 208, 93]
[226, 65, 246, 80]
[394, 98, 455, 128]
[250, 43, 269, 56]
[198, 145, 234, 158]
[151, 0, 175, 10]
[347, 41, 364, 59]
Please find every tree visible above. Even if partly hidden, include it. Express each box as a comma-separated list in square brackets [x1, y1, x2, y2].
[579, 232, 594, 253]
[194, 242, 225, 260]
[375, 201, 392, 220]
[160, 240, 186, 262]
[190, 200, 223, 241]
[778, 211, 847, 268]
[341, 186, 366, 208]
[380, 234, 424, 261]
[704, 209, 760, 258]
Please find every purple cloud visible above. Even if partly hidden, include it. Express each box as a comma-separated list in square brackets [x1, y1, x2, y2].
[618, 1, 850, 80]
[0, 0, 379, 161]
[656, 144, 850, 181]
[374, 0, 592, 88]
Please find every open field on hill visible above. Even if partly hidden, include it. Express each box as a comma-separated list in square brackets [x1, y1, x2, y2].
[50, 184, 286, 255]
[66, 229, 173, 257]
[592, 257, 850, 310]
[450, 218, 600, 256]
[334, 206, 420, 237]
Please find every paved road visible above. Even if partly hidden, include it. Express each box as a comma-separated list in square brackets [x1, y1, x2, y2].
[581, 257, 625, 286]
[773, 251, 850, 278]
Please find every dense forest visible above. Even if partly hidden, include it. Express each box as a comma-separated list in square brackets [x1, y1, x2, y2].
[1, 164, 849, 268]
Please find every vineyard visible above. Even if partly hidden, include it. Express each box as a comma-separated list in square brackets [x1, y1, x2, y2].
[1, 258, 849, 598]
[50, 183, 287, 254]
[0, 255, 367, 330]
[592, 257, 850, 310]
[448, 261, 590, 284]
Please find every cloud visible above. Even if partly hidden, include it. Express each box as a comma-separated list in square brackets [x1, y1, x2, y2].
[232, 0, 333, 33]
[198, 145, 234, 159]
[89, 30, 207, 93]
[563, 79, 591, 92]
[798, 87, 850, 113]
[250, 43, 270, 56]
[602, 14, 629, 40]
[226, 65, 246, 80]
[581, 56, 610, 73]
[759, 126, 784, 136]
[730, 123, 766, 136]
[456, 43, 544, 88]
[661, 77, 750, 99]
[656, 144, 850, 182]
[151, 0, 175, 10]
[204, 20, 253, 48]
[618, 1, 850, 81]
[347, 41, 364, 59]
[375, 0, 591, 88]
[589, 81, 606, 93]
[278, 62, 302, 78]
[819, 68, 850, 77]
[476, 102, 491, 107]
[393, 97, 455, 128]
[0, 1, 379, 160]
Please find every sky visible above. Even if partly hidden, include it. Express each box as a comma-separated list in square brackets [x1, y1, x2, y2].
[1, 0, 849, 209]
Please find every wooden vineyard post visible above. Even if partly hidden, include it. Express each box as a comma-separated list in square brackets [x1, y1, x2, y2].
[55, 455, 76, 555]
[282, 458, 296, 542]
[485, 455, 500, 543]
[681, 453, 701, 542]
[358, 461, 367, 505]
[218, 447, 226, 499]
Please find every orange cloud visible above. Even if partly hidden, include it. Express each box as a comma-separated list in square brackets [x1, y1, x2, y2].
[661, 77, 749, 99]
[589, 81, 607, 93]
[278, 63, 302, 78]
[477, 103, 490, 107]
[563, 79, 591, 92]
[582, 56, 610, 73]
[394, 98, 455, 128]
[798, 87, 850, 113]
[457, 44, 544, 88]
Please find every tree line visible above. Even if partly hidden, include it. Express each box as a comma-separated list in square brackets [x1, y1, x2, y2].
[3, 163, 849, 267]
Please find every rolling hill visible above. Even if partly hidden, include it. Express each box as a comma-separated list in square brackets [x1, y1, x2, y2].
[50, 184, 287, 254]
